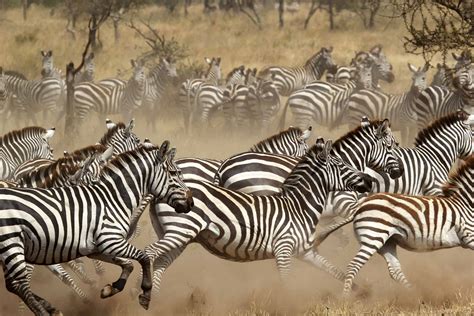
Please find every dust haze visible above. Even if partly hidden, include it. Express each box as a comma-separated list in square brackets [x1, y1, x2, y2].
[0, 4, 473, 315]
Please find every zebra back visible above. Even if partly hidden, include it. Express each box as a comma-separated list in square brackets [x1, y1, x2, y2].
[250, 126, 311, 157]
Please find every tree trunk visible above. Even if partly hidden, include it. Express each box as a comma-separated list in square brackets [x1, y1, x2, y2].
[65, 62, 76, 142]
[328, 0, 334, 30]
[22, 0, 28, 20]
[278, 0, 284, 28]
[113, 19, 120, 43]
[304, 0, 318, 29]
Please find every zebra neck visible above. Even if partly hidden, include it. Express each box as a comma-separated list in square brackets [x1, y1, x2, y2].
[417, 146, 457, 182]
[304, 63, 323, 82]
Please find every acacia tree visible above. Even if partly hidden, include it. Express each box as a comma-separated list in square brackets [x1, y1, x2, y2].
[389, 0, 473, 61]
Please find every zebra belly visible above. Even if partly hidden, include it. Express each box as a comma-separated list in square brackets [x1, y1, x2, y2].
[394, 226, 461, 251]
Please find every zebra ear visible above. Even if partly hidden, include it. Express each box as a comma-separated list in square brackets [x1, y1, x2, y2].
[452, 52, 460, 61]
[48, 50, 52, 57]
[205, 57, 212, 64]
[301, 126, 312, 141]
[167, 148, 177, 161]
[100, 146, 114, 162]
[124, 119, 135, 134]
[42, 128, 55, 140]
[41, 50, 46, 57]
[360, 116, 370, 127]
[162, 58, 169, 66]
[376, 119, 390, 137]
[407, 63, 418, 73]
[321, 140, 333, 160]
[370, 44, 382, 56]
[63, 150, 69, 157]
[216, 57, 221, 65]
[315, 137, 325, 154]
[157, 140, 170, 162]
[105, 118, 115, 129]
[421, 63, 430, 73]
[131, 59, 137, 68]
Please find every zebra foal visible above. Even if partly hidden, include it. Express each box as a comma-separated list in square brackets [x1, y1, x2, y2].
[343, 155, 474, 295]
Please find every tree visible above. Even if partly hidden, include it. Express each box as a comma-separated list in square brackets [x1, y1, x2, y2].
[389, 0, 473, 61]
[353, 0, 381, 29]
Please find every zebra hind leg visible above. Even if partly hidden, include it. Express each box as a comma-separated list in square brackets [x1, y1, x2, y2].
[378, 241, 412, 288]
[46, 264, 90, 303]
[272, 239, 295, 280]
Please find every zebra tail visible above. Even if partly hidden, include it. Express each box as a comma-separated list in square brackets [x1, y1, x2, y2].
[278, 98, 290, 131]
[314, 215, 355, 247]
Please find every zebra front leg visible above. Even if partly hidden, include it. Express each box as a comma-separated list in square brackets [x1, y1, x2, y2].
[299, 249, 352, 286]
[67, 260, 98, 287]
[87, 255, 134, 298]
[272, 239, 295, 280]
[45, 264, 90, 302]
[92, 259, 106, 276]
[378, 242, 412, 288]
[94, 238, 153, 309]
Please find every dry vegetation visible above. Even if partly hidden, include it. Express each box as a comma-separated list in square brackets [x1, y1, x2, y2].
[0, 4, 473, 315]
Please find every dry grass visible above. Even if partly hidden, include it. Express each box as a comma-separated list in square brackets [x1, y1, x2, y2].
[0, 4, 473, 316]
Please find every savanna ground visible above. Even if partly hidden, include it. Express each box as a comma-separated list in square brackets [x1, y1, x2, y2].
[0, 4, 473, 315]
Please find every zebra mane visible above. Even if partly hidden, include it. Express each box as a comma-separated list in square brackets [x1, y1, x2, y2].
[19, 156, 81, 187]
[225, 66, 245, 82]
[99, 145, 159, 177]
[0, 127, 47, 147]
[304, 48, 328, 67]
[66, 144, 107, 159]
[332, 120, 385, 149]
[250, 127, 303, 151]
[442, 155, 474, 197]
[414, 111, 469, 147]
[98, 122, 127, 146]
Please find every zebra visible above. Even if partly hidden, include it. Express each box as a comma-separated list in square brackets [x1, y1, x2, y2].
[414, 65, 473, 130]
[342, 155, 474, 295]
[177, 126, 312, 183]
[350, 44, 395, 89]
[74, 60, 146, 124]
[179, 57, 221, 132]
[0, 126, 55, 180]
[0, 68, 10, 119]
[193, 66, 246, 126]
[75, 52, 95, 84]
[325, 65, 354, 85]
[258, 47, 335, 96]
[341, 62, 429, 144]
[12, 119, 139, 181]
[280, 57, 374, 130]
[145, 138, 374, 297]
[0, 142, 193, 315]
[141, 58, 178, 130]
[215, 118, 402, 197]
[4, 69, 62, 125]
[246, 73, 281, 130]
[315, 110, 474, 247]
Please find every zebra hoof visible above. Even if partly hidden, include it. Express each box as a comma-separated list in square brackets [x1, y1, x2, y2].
[138, 294, 150, 310]
[51, 311, 63, 316]
[100, 284, 119, 298]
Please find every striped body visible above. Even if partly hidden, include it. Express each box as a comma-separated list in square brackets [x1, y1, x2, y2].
[0, 145, 192, 314]
[146, 139, 373, 296]
[0, 127, 54, 180]
[342, 156, 474, 294]
[259, 47, 334, 96]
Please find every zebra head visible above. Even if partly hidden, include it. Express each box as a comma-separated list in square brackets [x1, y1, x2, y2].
[154, 142, 193, 213]
[204, 57, 222, 83]
[226, 65, 246, 86]
[162, 57, 178, 78]
[245, 67, 258, 85]
[130, 59, 146, 86]
[313, 138, 373, 194]
[453, 65, 474, 100]
[408, 63, 429, 94]
[355, 59, 374, 90]
[366, 118, 404, 179]
[99, 119, 140, 155]
[306, 46, 335, 77]
[40, 50, 54, 77]
[41, 127, 55, 160]
[368, 44, 395, 83]
[452, 49, 472, 71]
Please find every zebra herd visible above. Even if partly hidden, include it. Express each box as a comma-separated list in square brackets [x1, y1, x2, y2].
[0, 46, 473, 315]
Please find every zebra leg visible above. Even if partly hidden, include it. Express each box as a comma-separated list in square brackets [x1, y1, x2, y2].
[272, 239, 295, 280]
[343, 241, 381, 296]
[93, 259, 106, 276]
[2, 251, 52, 315]
[67, 260, 98, 287]
[92, 239, 152, 309]
[299, 249, 351, 285]
[46, 264, 90, 302]
[378, 242, 412, 288]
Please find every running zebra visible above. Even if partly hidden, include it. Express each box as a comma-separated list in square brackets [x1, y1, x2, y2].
[342, 155, 474, 295]
[146, 138, 373, 296]
[246, 73, 281, 130]
[0, 142, 193, 314]
[342, 63, 429, 144]
[350, 45, 395, 89]
[280, 58, 373, 129]
[0, 126, 55, 180]
[180, 57, 221, 132]
[315, 110, 474, 247]
[177, 126, 312, 183]
[414, 65, 473, 130]
[74, 60, 146, 124]
[258, 47, 335, 96]
[215, 118, 401, 196]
